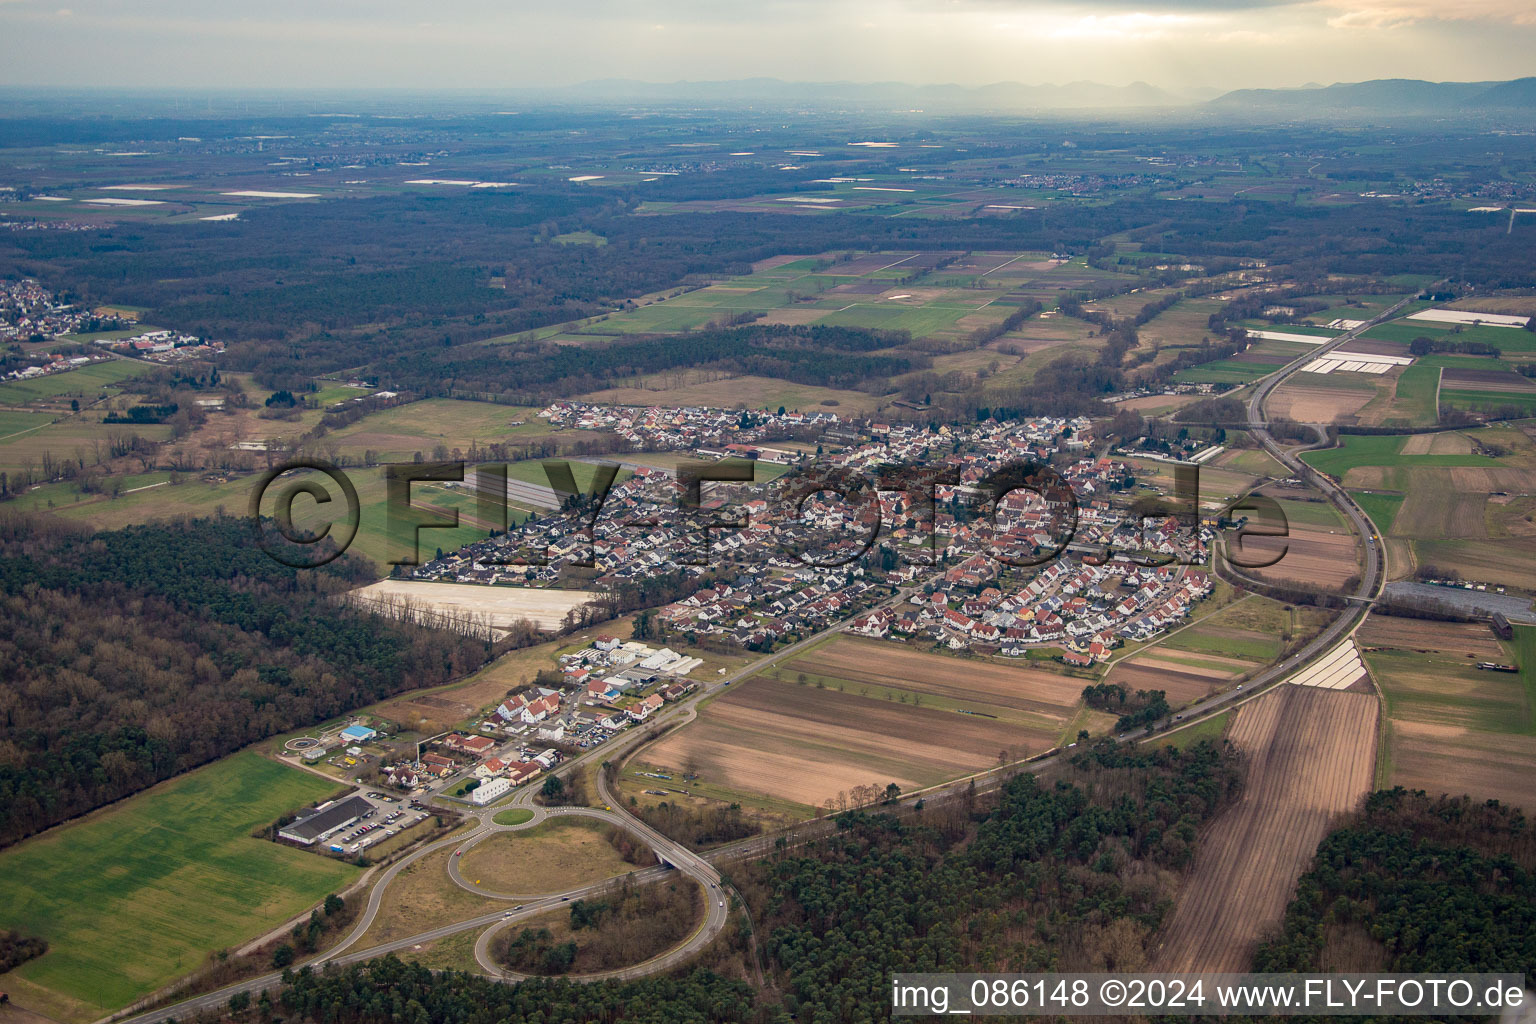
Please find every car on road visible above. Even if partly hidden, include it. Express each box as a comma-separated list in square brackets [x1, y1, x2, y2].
[718, 901, 724, 908]
[454, 849, 462, 856]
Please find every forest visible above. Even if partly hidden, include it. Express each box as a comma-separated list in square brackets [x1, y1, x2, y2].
[1253, 788, 1536, 974]
[249, 959, 755, 1024]
[0, 515, 491, 848]
[379, 323, 922, 406]
[738, 739, 1242, 1021]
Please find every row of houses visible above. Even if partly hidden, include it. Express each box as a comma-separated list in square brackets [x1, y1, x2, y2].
[855, 557, 1213, 663]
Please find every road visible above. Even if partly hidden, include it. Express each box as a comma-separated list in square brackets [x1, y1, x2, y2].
[115, 305, 1412, 1022]
[1238, 296, 1404, 612]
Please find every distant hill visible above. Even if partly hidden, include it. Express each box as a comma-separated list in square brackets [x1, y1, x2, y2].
[1209, 77, 1536, 116]
[561, 77, 1190, 110]
[1476, 77, 1536, 107]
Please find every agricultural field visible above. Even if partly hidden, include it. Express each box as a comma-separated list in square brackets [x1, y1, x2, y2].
[0, 357, 153, 403]
[1439, 388, 1536, 416]
[1106, 649, 1253, 703]
[349, 579, 601, 633]
[1124, 458, 1262, 509]
[1210, 446, 1287, 480]
[1240, 493, 1362, 591]
[27, 457, 623, 573]
[1158, 593, 1335, 665]
[1153, 709, 1232, 750]
[1379, 363, 1441, 426]
[0, 752, 357, 1021]
[323, 399, 591, 462]
[1266, 376, 1378, 423]
[1362, 618, 1536, 812]
[1350, 490, 1405, 534]
[1172, 360, 1272, 385]
[580, 371, 891, 414]
[550, 249, 1065, 344]
[1292, 293, 1411, 325]
[1133, 297, 1227, 356]
[1362, 318, 1536, 354]
[1300, 431, 1516, 479]
[640, 636, 1098, 808]
[1151, 685, 1378, 972]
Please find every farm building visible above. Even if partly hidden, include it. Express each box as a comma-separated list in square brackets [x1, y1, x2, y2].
[278, 795, 373, 846]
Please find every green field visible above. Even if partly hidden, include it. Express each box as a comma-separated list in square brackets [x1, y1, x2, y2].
[1156, 709, 1231, 750]
[1418, 354, 1517, 372]
[0, 359, 153, 402]
[1172, 360, 1273, 384]
[1362, 320, 1536, 353]
[0, 408, 54, 439]
[1438, 389, 1536, 414]
[1391, 363, 1442, 425]
[323, 398, 561, 461]
[0, 752, 357, 1019]
[1350, 490, 1405, 534]
[1301, 434, 1502, 477]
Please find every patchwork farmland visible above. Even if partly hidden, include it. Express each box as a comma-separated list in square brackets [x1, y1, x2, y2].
[1362, 617, 1536, 812]
[1299, 428, 1536, 587]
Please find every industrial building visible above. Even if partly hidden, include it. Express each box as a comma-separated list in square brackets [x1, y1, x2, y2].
[278, 795, 374, 846]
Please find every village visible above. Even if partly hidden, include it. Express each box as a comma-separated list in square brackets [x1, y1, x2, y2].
[0, 277, 221, 384]
[410, 402, 1215, 665]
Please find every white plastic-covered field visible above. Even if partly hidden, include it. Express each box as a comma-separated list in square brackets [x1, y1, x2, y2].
[1287, 639, 1367, 690]
[1245, 329, 1334, 345]
[1301, 350, 1414, 375]
[1407, 308, 1531, 328]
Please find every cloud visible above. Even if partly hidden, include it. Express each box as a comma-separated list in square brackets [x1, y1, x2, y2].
[1315, 0, 1536, 27]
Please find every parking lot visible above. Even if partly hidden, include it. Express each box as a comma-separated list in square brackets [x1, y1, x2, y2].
[323, 791, 434, 856]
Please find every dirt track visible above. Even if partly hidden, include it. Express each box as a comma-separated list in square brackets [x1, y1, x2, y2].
[1151, 685, 1378, 972]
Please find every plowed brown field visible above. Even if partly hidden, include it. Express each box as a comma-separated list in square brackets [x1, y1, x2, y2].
[786, 637, 1086, 718]
[1244, 526, 1360, 589]
[1151, 685, 1378, 972]
[643, 660, 1069, 808]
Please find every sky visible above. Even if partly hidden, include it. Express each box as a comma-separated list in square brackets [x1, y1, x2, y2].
[0, 0, 1533, 95]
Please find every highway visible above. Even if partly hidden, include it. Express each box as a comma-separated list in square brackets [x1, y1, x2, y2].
[114, 305, 1409, 1022]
